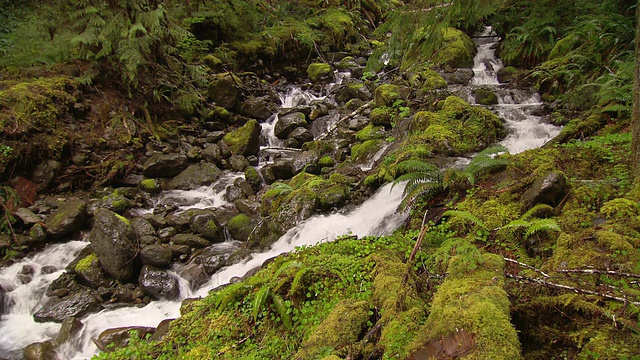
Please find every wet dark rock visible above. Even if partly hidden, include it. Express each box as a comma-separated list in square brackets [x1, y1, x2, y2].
[275, 112, 307, 139]
[34, 291, 101, 323]
[272, 187, 317, 230]
[131, 217, 156, 238]
[168, 244, 191, 256]
[93, 192, 133, 214]
[172, 233, 211, 248]
[138, 265, 180, 300]
[56, 317, 84, 344]
[139, 244, 173, 268]
[31, 160, 62, 189]
[142, 153, 188, 178]
[261, 160, 294, 184]
[287, 127, 314, 147]
[229, 154, 250, 172]
[157, 226, 178, 241]
[309, 103, 329, 121]
[149, 318, 174, 342]
[14, 208, 42, 226]
[192, 244, 236, 274]
[473, 88, 498, 105]
[240, 96, 276, 121]
[521, 171, 568, 210]
[292, 151, 320, 174]
[234, 198, 260, 215]
[45, 198, 86, 238]
[223, 120, 261, 157]
[217, 140, 232, 158]
[167, 162, 222, 190]
[348, 116, 369, 131]
[439, 68, 474, 85]
[225, 184, 245, 202]
[96, 326, 156, 352]
[46, 272, 79, 297]
[178, 263, 209, 289]
[88, 209, 136, 282]
[201, 143, 222, 164]
[234, 177, 255, 197]
[23, 340, 57, 360]
[317, 185, 349, 210]
[74, 253, 111, 289]
[189, 209, 222, 242]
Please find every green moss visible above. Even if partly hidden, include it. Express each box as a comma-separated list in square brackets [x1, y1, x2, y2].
[374, 84, 401, 107]
[203, 54, 222, 68]
[473, 88, 498, 105]
[263, 182, 294, 200]
[369, 107, 394, 127]
[317, 184, 348, 210]
[223, 119, 260, 155]
[75, 253, 98, 273]
[442, 95, 469, 115]
[317, 156, 335, 168]
[432, 27, 476, 68]
[114, 213, 130, 226]
[410, 111, 438, 132]
[600, 198, 638, 219]
[301, 140, 334, 155]
[227, 214, 253, 241]
[420, 69, 448, 91]
[245, 166, 262, 191]
[307, 63, 332, 82]
[139, 179, 161, 193]
[351, 139, 382, 162]
[356, 123, 385, 142]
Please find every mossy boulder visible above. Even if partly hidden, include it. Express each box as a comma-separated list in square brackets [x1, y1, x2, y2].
[207, 72, 243, 109]
[294, 299, 371, 359]
[410, 111, 438, 132]
[473, 88, 498, 105]
[188, 209, 222, 242]
[374, 84, 401, 107]
[244, 166, 262, 192]
[143, 153, 189, 178]
[167, 163, 223, 190]
[139, 178, 161, 194]
[307, 63, 332, 82]
[351, 139, 382, 162]
[317, 184, 349, 210]
[497, 66, 518, 83]
[317, 155, 336, 168]
[88, 209, 136, 282]
[356, 123, 385, 142]
[223, 119, 261, 156]
[73, 253, 110, 289]
[45, 198, 87, 238]
[226, 214, 253, 241]
[370, 107, 394, 127]
[432, 27, 476, 68]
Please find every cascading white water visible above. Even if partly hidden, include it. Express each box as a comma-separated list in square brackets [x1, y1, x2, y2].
[0, 241, 88, 358]
[469, 27, 561, 154]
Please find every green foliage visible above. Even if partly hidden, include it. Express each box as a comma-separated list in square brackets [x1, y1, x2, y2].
[0, 185, 17, 236]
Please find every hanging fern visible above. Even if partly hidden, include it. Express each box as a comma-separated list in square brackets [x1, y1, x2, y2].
[271, 293, 292, 330]
[443, 210, 488, 230]
[252, 286, 270, 322]
[462, 146, 510, 186]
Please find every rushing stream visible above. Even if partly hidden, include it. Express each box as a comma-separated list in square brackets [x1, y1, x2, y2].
[0, 27, 561, 359]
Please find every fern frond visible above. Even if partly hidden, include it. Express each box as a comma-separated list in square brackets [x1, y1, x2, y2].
[521, 204, 554, 220]
[443, 210, 487, 230]
[289, 267, 309, 297]
[502, 219, 531, 230]
[524, 219, 561, 238]
[252, 286, 270, 322]
[271, 294, 292, 330]
[397, 181, 444, 212]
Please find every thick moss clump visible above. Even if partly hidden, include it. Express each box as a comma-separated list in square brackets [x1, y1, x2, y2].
[409, 252, 521, 359]
[226, 214, 253, 241]
[370, 107, 394, 127]
[410, 111, 438, 132]
[356, 123, 385, 141]
[473, 88, 498, 105]
[244, 166, 262, 191]
[351, 139, 382, 162]
[75, 253, 99, 273]
[139, 179, 161, 194]
[307, 63, 332, 82]
[432, 27, 476, 68]
[374, 84, 401, 107]
[223, 119, 261, 156]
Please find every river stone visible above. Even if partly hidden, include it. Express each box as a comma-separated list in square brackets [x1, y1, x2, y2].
[234, 177, 255, 197]
[223, 120, 261, 156]
[240, 95, 276, 121]
[96, 326, 156, 352]
[229, 154, 250, 172]
[439, 68, 474, 85]
[521, 171, 568, 209]
[74, 253, 111, 289]
[45, 198, 86, 238]
[31, 159, 62, 188]
[143, 153, 188, 178]
[178, 263, 209, 289]
[167, 162, 223, 190]
[207, 72, 242, 109]
[292, 150, 320, 174]
[95, 192, 133, 214]
[274, 187, 317, 229]
[234, 198, 260, 215]
[317, 185, 349, 210]
[29, 223, 47, 243]
[261, 160, 294, 184]
[286, 127, 314, 147]
[139, 244, 173, 267]
[56, 317, 84, 344]
[192, 244, 236, 274]
[172, 233, 211, 248]
[139, 265, 180, 300]
[34, 291, 101, 323]
[88, 209, 136, 282]
[131, 217, 156, 238]
[201, 143, 222, 164]
[225, 184, 245, 202]
[14, 208, 41, 225]
[149, 318, 174, 342]
[23, 340, 57, 360]
[189, 210, 222, 242]
[275, 112, 307, 139]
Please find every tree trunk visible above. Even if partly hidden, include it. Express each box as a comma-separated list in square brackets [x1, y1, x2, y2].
[633, 0, 640, 183]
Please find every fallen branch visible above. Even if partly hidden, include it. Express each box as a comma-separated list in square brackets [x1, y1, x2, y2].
[557, 268, 640, 279]
[506, 273, 640, 306]
[316, 102, 371, 141]
[504, 257, 549, 278]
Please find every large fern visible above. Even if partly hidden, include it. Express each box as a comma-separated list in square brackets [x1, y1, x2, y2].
[392, 159, 445, 211]
[461, 146, 510, 186]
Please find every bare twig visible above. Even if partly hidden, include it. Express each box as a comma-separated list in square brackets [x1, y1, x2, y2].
[506, 273, 640, 306]
[504, 257, 549, 278]
[557, 268, 640, 279]
[316, 102, 371, 141]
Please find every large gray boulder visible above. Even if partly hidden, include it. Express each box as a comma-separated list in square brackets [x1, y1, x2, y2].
[521, 171, 569, 209]
[34, 291, 101, 323]
[139, 244, 173, 268]
[138, 265, 180, 300]
[207, 72, 242, 109]
[275, 112, 307, 139]
[261, 160, 294, 184]
[167, 163, 222, 190]
[172, 233, 211, 248]
[88, 209, 136, 282]
[189, 209, 222, 242]
[45, 198, 86, 238]
[222, 120, 261, 156]
[240, 96, 276, 121]
[143, 153, 188, 178]
[96, 326, 156, 352]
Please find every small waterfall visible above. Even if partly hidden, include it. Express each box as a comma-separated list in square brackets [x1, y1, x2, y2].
[0, 241, 88, 358]
[469, 26, 561, 154]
